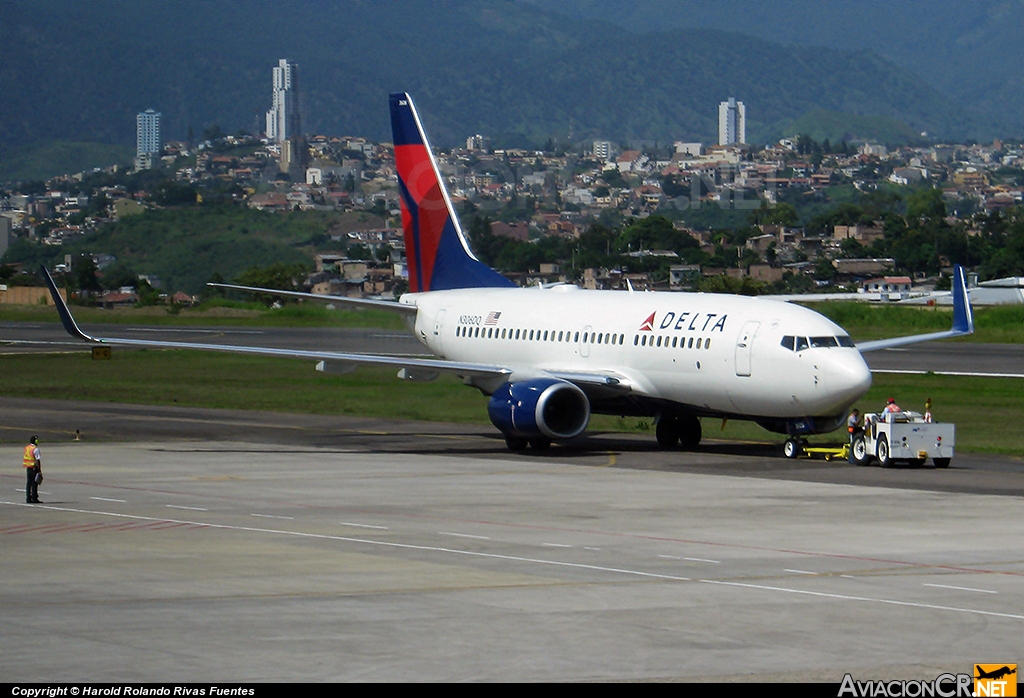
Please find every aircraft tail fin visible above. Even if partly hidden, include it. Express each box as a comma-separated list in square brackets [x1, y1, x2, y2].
[389, 93, 513, 292]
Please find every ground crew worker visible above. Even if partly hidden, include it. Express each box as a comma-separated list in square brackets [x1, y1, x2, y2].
[924, 398, 933, 423]
[884, 397, 901, 413]
[23, 436, 42, 504]
[846, 408, 861, 463]
[847, 409, 860, 442]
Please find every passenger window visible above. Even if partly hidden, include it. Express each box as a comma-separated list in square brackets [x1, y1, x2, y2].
[620, 334, 625, 344]
[696, 338, 702, 349]
[634, 335, 639, 346]
[574, 332, 579, 342]
[705, 338, 711, 349]
[558, 331, 563, 341]
[641, 335, 647, 346]
[795, 336, 808, 351]
[688, 337, 693, 349]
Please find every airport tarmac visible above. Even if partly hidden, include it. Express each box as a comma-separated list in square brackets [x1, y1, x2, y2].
[2, 399, 1022, 682]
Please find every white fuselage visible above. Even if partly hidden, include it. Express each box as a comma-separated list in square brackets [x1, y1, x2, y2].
[403, 285, 872, 423]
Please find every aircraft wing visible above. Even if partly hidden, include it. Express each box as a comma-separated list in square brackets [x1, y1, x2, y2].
[207, 282, 418, 315]
[40, 267, 505, 380]
[855, 265, 974, 353]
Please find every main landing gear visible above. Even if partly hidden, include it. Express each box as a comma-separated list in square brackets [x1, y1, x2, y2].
[656, 414, 702, 450]
[504, 436, 551, 452]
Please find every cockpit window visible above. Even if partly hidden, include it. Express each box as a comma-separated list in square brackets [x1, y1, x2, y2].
[781, 335, 795, 351]
[837, 335, 855, 348]
[794, 336, 809, 351]
[810, 336, 838, 348]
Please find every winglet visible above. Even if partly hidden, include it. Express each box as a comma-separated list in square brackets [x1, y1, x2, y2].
[855, 263, 975, 353]
[39, 265, 98, 343]
[951, 264, 973, 334]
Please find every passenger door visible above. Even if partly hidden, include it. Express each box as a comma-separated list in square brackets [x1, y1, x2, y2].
[734, 321, 759, 376]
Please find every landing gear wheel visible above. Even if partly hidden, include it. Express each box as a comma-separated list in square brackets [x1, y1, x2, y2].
[933, 458, 950, 469]
[656, 416, 680, 449]
[679, 415, 702, 450]
[783, 438, 802, 459]
[851, 434, 871, 466]
[528, 438, 551, 451]
[505, 436, 528, 452]
[876, 434, 892, 468]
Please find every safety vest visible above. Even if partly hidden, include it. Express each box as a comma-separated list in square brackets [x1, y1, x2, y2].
[23, 444, 37, 468]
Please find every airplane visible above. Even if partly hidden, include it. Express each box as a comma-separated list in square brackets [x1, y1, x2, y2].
[975, 666, 1017, 681]
[41, 92, 976, 455]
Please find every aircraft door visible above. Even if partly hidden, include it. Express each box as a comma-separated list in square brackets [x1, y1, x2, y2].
[734, 320, 760, 376]
[432, 309, 446, 355]
[580, 324, 592, 358]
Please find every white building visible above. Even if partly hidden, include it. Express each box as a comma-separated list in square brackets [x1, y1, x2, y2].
[135, 109, 161, 170]
[592, 140, 613, 160]
[266, 59, 300, 143]
[718, 97, 746, 145]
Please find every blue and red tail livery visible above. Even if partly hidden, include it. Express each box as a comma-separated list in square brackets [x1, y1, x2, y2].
[390, 93, 513, 292]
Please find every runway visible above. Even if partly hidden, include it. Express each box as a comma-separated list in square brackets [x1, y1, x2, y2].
[1, 400, 1022, 682]
[2, 320, 1022, 376]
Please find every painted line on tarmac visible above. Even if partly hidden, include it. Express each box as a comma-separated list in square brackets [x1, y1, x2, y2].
[341, 522, 388, 530]
[6, 499, 1018, 621]
[785, 568, 819, 575]
[923, 583, 998, 594]
[699, 579, 1024, 621]
[439, 531, 490, 540]
[872, 369, 1024, 379]
[0, 501, 691, 583]
[90, 496, 126, 503]
[167, 504, 208, 511]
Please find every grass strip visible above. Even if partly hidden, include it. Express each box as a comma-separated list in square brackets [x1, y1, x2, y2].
[1, 350, 1020, 456]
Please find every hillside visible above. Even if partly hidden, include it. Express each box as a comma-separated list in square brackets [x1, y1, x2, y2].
[0, 0, 982, 160]
[536, 0, 1021, 138]
[0, 141, 135, 183]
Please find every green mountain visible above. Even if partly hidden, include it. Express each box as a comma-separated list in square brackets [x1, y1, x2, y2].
[0, 141, 134, 182]
[534, 0, 1021, 138]
[0, 0, 986, 158]
[779, 111, 925, 146]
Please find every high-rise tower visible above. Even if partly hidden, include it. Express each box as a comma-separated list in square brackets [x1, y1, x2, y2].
[135, 109, 161, 169]
[718, 97, 746, 145]
[266, 59, 300, 143]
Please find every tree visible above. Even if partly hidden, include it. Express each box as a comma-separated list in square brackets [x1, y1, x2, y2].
[907, 188, 946, 222]
[233, 263, 307, 303]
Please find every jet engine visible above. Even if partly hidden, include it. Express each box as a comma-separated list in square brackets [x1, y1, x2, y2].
[487, 378, 590, 441]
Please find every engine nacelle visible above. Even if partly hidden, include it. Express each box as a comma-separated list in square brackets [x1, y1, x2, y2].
[487, 378, 590, 440]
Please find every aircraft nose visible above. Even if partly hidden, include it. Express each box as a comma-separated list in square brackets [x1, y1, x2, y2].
[825, 352, 872, 404]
